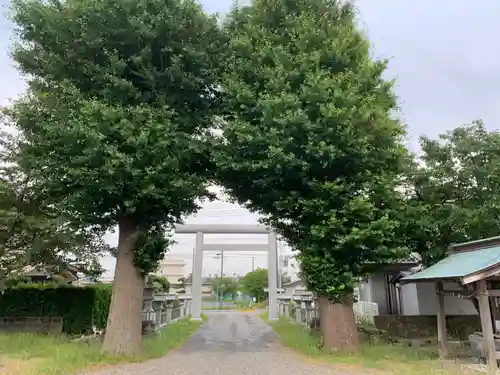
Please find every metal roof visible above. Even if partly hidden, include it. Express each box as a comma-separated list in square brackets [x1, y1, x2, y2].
[451, 235, 500, 250]
[401, 245, 500, 284]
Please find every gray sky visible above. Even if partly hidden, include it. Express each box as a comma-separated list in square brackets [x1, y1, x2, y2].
[1, 0, 499, 278]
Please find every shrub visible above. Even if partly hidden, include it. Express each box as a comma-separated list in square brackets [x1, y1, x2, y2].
[0, 284, 112, 334]
[89, 284, 113, 330]
[148, 274, 170, 293]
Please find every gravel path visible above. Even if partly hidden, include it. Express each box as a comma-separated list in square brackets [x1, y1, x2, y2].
[83, 310, 352, 375]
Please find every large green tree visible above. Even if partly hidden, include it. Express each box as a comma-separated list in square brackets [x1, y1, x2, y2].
[8, 0, 225, 354]
[216, 0, 408, 349]
[403, 121, 500, 265]
[241, 268, 268, 302]
[401, 122, 500, 326]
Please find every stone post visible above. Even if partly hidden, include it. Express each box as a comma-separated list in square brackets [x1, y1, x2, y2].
[155, 304, 162, 327]
[296, 306, 302, 324]
[306, 306, 313, 326]
[166, 306, 172, 324]
[284, 303, 290, 318]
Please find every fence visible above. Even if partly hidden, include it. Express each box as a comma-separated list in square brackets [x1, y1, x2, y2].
[278, 300, 379, 329]
[171, 307, 181, 321]
[142, 300, 191, 333]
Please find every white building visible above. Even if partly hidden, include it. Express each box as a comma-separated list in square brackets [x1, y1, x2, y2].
[280, 245, 300, 283]
[159, 256, 186, 287]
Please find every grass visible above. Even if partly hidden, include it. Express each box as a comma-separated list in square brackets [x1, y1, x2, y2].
[0, 316, 205, 375]
[261, 313, 468, 375]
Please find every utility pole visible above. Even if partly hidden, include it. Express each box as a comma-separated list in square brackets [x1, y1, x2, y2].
[251, 256, 255, 272]
[219, 249, 224, 309]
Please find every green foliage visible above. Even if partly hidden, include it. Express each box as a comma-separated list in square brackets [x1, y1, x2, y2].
[0, 284, 112, 334]
[7, 0, 227, 274]
[148, 274, 170, 293]
[133, 228, 172, 276]
[177, 276, 187, 289]
[211, 277, 239, 299]
[241, 268, 268, 301]
[91, 284, 113, 329]
[0, 132, 109, 283]
[216, 0, 408, 301]
[402, 121, 500, 266]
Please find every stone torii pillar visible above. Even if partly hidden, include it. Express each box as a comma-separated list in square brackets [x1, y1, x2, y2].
[174, 224, 279, 321]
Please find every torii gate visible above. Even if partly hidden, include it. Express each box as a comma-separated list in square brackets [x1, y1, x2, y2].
[174, 224, 279, 321]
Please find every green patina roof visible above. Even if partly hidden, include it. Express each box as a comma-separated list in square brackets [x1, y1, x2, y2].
[402, 245, 500, 283]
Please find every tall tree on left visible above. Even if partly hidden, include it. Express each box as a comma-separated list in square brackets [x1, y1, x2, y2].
[7, 0, 225, 355]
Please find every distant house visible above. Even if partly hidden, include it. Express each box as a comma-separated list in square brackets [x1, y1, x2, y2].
[21, 266, 78, 284]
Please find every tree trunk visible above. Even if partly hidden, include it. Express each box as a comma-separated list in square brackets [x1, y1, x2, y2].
[102, 216, 145, 355]
[318, 296, 359, 352]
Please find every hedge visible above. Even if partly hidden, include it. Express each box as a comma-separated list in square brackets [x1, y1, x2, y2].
[0, 284, 112, 334]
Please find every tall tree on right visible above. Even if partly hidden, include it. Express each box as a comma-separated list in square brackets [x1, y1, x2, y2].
[400, 122, 500, 321]
[403, 121, 500, 266]
[217, 0, 408, 350]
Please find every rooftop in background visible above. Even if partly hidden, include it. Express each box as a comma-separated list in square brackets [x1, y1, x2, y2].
[162, 256, 187, 266]
[451, 235, 500, 253]
[402, 235, 500, 285]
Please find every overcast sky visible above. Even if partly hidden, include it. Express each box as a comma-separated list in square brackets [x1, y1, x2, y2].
[1, 0, 499, 278]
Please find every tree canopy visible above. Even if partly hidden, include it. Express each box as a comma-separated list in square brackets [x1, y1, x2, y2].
[403, 121, 500, 266]
[217, 0, 408, 302]
[216, 0, 408, 349]
[240, 268, 268, 302]
[7, 0, 226, 355]
[0, 131, 108, 285]
[211, 276, 239, 299]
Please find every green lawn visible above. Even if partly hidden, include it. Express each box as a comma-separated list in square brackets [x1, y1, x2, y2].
[0, 317, 204, 375]
[262, 313, 469, 375]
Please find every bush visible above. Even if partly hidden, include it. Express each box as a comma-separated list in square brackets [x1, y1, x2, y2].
[90, 284, 113, 330]
[147, 274, 170, 293]
[0, 284, 112, 334]
[255, 300, 267, 309]
[235, 300, 249, 308]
